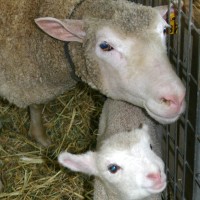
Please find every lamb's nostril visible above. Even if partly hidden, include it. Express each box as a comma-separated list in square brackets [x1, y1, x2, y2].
[147, 172, 161, 181]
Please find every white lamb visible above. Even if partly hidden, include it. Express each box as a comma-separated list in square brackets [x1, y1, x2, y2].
[58, 99, 166, 200]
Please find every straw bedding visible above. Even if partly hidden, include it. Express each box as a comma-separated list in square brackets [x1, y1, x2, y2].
[0, 82, 104, 200]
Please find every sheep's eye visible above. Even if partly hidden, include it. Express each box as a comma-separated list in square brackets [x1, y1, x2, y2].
[108, 164, 120, 174]
[99, 41, 113, 51]
[163, 27, 167, 34]
[150, 144, 153, 150]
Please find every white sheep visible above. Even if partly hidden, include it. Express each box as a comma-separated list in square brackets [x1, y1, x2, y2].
[58, 99, 167, 200]
[1, 0, 185, 147]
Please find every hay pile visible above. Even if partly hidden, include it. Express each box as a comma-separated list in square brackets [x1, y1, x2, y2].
[0, 82, 104, 200]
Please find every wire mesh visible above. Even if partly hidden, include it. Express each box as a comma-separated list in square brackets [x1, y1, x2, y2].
[165, 1, 200, 199]
[130, 0, 200, 199]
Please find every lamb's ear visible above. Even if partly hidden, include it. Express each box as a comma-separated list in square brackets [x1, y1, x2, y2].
[35, 17, 85, 42]
[136, 123, 148, 132]
[58, 151, 97, 175]
[140, 123, 148, 132]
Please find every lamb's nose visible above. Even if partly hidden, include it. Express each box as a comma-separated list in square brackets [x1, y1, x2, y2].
[147, 172, 161, 182]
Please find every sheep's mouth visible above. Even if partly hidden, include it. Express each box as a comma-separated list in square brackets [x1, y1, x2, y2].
[144, 103, 180, 124]
[146, 181, 167, 193]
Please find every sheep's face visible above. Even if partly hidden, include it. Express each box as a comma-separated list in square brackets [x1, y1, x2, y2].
[35, 1, 185, 124]
[80, 3, 185, 124]
[96, 125, 166, 199]
[90, 23, 185, 124]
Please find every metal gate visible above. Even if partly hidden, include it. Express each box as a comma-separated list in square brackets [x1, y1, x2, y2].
[131, 0, 200, 199]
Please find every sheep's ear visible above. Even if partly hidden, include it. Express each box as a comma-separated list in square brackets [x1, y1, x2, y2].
[35, 17, 85, 43]
[58, 151, 97, 175]
[154, 2, 183, 19]
[154, 5, 169, 18]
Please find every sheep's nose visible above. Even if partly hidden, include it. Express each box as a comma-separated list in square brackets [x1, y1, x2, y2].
[160, 92, 185, 113]
[147, 172, 161, 182]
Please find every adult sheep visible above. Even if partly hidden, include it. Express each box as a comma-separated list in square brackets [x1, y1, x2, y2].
[58, 99, 166, 200]
[1, 0, 185, 146]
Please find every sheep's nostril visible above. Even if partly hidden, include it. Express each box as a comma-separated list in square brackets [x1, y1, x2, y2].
[160, 98, 172, 106]
[160, 92, 185, 109]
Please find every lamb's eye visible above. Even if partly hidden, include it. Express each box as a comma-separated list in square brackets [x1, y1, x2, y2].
[150, 144, 153, 150]
[108, 164, 120, 174]
[99, 41, 113, 51]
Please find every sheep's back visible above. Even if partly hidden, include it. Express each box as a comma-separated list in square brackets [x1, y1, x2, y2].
[98, 99, 162, 157]
[0, 0, 80, 107]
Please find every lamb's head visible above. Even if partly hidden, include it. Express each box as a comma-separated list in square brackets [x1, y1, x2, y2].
[58, 125, 166, 200]
[35, 0, 185, 124]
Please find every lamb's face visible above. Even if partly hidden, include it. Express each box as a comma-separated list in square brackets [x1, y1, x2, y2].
[96, 127, 166, 199]
[58, 125, 166, 199]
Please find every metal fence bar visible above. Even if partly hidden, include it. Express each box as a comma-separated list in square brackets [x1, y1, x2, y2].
[174, 1, 182, 198]
[164, 126, 170, 200]
[193, 20, 200, 200]
[183, 0, 193, 199]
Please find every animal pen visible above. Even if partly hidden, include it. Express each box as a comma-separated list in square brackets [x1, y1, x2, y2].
[0, 0, 199, 200]
[133, 0, 200, 199]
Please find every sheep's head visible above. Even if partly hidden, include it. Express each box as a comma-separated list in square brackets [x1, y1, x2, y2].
[58, 124, 166, 200]
[35, 0, 185, 124]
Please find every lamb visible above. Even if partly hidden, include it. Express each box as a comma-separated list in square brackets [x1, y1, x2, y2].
[1, 0, 185, 146]
[58, 98, 166, 200]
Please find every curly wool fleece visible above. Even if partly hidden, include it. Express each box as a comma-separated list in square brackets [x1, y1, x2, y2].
[0, 0, 80, 107]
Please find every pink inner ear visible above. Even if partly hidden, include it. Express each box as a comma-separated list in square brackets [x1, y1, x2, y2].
[62, 158, 82, 171]
[38, 20, 76, 40]
[58, 151, 97, 175]
[62, 19, 86, 38]
[35, 18, 84, 42]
